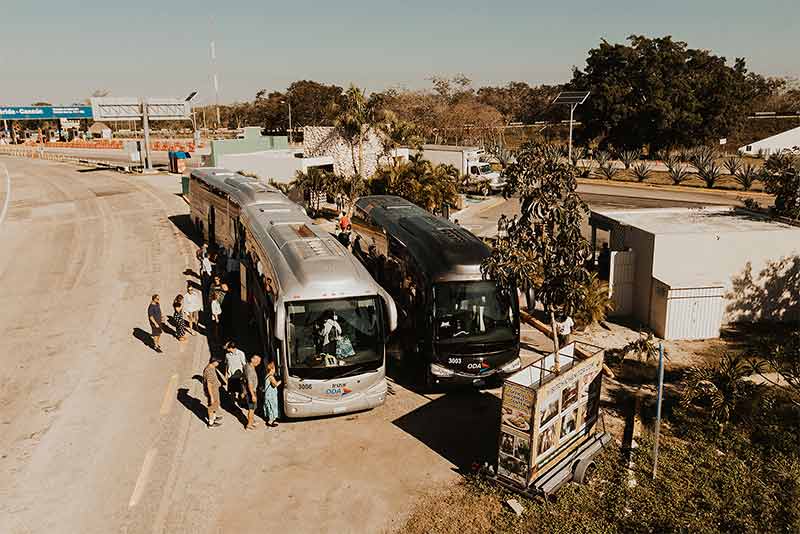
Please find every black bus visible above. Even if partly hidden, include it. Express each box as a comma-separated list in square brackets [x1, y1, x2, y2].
[350, 195, 521, 387]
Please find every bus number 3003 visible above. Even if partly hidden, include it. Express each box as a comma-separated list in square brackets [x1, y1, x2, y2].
[448, 358, 462, 365]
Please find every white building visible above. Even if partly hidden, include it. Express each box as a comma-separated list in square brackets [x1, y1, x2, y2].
[590, 207, 800, 340]
[739, 125, 800, 157]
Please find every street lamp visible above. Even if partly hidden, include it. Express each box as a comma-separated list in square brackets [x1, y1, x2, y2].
[553, 91, 590, 163]
[185, 91, 200, 148]
[281, 99, 292, 144]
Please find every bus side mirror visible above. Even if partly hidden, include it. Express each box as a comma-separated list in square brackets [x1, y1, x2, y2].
[274, 304, 286, 341]
[379, 288, 398, 335]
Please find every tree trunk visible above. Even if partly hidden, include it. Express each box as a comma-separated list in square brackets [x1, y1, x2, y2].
[550, 309, 561, 373]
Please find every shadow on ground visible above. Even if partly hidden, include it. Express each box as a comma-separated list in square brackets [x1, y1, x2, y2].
[168, 214, 201, 247]
[393, 391, 502, 474]
[132, 327, 154, 350]
[178, 387, 208, 423]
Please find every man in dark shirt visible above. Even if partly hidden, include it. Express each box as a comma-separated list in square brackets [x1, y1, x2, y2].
[147, 294, 164, 352]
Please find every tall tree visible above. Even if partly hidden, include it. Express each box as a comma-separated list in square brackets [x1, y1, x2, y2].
[761, 151, 800, 220]
[370, 154, 459, 214]
[482, 142, 592, 367]
[334, 85, 375, 183]
[571, 35, 774, 151]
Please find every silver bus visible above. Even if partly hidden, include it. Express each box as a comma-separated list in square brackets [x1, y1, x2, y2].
[350, 195, 520, 388]
[188, 168, 397, 418]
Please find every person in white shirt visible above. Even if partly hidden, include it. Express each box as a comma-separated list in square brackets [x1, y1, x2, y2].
[224, 341, 247, 402]
[556, 314, 575, 347]
[183, 283, 203, 335]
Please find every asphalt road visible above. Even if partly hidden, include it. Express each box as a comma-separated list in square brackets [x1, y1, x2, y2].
[0, 157, 558, 534]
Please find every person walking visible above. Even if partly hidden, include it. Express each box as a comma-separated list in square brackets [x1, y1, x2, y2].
[200, 245, 213, 294]
[173, 294, 187, 341]
[244, 354, 261, 430]
[262, 360, 282, 427]
[210, 290, 222, 340]
[202, 358, 225, 428]
[224, 341, 247, 402]
[147, 294, 164, 352]
[183, 283, 202, 335]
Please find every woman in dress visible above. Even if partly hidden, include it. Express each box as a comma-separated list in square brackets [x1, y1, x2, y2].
[262, 360, 282, 427]
[173, 294, 187, 341]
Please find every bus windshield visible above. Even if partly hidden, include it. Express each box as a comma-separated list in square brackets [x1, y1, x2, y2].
[286, 296, 384, 379]
[433, 281, 516, 342]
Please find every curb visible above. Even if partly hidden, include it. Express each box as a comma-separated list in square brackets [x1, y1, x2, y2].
[577, 177, 772, 200]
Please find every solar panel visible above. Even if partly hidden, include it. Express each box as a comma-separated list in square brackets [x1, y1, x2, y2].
[553, 91, 590, 105]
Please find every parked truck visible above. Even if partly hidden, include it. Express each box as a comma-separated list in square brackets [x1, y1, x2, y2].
[417, 144, 505, 194]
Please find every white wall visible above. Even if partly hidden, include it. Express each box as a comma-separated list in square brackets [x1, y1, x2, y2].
[651, 230, 800, 323]
[218, 151, 303, 183]
[620, 226, 655, 324]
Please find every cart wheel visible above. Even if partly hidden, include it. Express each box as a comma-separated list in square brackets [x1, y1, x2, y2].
[573, 458, 596, 484]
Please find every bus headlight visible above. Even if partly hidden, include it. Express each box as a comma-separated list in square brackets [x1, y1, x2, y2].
[286, 391, 312, 404]
[500, 357, 522, 374]
[430, 363, 455, 378]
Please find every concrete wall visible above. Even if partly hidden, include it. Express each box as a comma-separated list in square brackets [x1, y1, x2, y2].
[217, 150, 334, 184]
[651, 230, 800, 323]
[619, 226, 656, 325]
[303, 126, 385, 178]
[207, 127, 289, 166]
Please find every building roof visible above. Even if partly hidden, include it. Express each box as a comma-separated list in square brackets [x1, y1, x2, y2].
[739, 125, 800, 155]
[421, 144, 481, 152]
[591, 206, 800, 236]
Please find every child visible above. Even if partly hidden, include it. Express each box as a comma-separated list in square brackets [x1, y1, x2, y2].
[263, 360, 282, 427]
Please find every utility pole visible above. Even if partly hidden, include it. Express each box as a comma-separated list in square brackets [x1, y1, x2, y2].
[211, 40, 220, 130]
[652, 342, 665, 479]
[141, 98, 153, 171]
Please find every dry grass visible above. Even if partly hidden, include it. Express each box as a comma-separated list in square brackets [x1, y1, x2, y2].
[398, 482, 506, 534]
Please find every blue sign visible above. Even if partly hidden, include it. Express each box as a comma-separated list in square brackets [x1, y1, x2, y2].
[0, 106, 93, 120]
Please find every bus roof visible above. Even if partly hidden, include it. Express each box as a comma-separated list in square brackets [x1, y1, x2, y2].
[190, 167, 283, 207]
[355, 195, 491, 282]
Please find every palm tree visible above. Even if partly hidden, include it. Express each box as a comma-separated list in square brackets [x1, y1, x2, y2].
[291, 167, 331, 215]
[334, 85, 375, 183]
[681, 353, 753, 424]
[573, 273, 614, 328]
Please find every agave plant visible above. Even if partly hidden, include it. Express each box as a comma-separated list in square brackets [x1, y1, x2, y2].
[617, 148, 642, 169]
[605, 331, 662, 366]
[697, 161, 723, 188]
[681, 353, 756, 423]
[572, 272, 614, 328]
[595, 150, 611, 167]
[690, 146, 716, 170]
[570, 145, 588, 166]
[678, 147, 693, 164]
[733, 163, 759, 191]
[631, 161, 654, 183]
[723, 156, 742, 176]
[666, 162, 692, 185]
[596, 161, 620, 180]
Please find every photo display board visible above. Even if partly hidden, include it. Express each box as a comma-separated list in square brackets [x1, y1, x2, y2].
[497, 343, 604, 488]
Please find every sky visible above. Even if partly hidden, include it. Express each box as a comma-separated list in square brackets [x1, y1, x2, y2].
[2, 0, 799, 106]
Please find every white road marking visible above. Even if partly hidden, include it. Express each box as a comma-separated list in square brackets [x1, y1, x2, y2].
[129, 447, 158, 508]
[159, 374, 179, 416]
[0, 164, 11, 227]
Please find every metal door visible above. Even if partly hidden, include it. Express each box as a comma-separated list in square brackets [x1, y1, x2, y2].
[608, 250, 635, 317]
